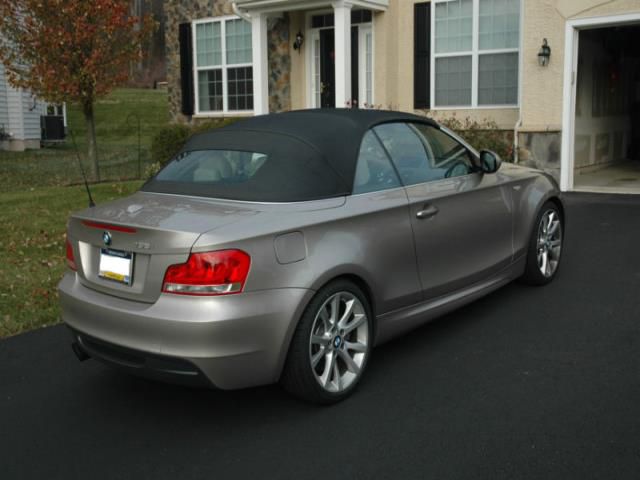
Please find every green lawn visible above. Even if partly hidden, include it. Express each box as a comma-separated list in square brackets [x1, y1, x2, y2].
[0, 87, 168, 338]
[0, 181, 143, 338]
[0, 88, 168, 192]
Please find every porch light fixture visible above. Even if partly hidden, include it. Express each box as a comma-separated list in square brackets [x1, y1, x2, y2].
[538, 38, 551, 67]
[293, 31, 304, 52]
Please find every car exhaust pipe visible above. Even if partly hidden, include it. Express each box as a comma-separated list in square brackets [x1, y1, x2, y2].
[72, 342, 90, 362]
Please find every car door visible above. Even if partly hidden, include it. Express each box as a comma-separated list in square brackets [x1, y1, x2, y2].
[373, 122, 513, 300]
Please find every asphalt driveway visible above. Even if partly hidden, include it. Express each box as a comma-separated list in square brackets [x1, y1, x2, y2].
[1, 193, 639, 479]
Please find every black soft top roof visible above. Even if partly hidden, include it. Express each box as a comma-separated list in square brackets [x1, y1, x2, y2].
[182, 109, 438, 196]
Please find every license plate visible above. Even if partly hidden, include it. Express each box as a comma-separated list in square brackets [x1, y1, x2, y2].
[99, 248, 134, 285]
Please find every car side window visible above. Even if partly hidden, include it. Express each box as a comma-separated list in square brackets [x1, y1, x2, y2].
[353, 130, 402, 194]
[411, 124, 476, 180]
[372, 123, 433, 186]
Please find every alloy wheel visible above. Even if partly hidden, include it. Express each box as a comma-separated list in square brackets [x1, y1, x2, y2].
[308, 291, 369, 393]
[536, 209, 562, 277]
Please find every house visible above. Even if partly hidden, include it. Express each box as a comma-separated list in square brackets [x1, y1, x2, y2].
[0, 64, 66, 151]
[165, 0, 640, 194]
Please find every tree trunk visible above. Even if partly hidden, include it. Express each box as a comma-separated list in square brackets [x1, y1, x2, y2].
[83, 102, 100, 181]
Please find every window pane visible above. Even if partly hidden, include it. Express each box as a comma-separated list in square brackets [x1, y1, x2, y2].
[373, 123, 431, 186]
[435, 0, 473, 53]
[227, 67, 254, 111]
[479, 0, 520, 50]
[478, 52, 518, 105]
[353, 131, 401, 194]
[196, 22, 222, 67]
[226, 19, 252, 65]
[156, 150, 268, 183]
[412, 124, 475, 180]
[435, 56, 472, 106]
[198, 69, 223, 112]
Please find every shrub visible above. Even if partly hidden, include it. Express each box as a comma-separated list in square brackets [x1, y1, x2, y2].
[434, 115, 513, 162]
[150, 124, 191, 167]
[143, 161, 162, 179]
[192, 117, 243, 134]
[150, 117, 245, 167]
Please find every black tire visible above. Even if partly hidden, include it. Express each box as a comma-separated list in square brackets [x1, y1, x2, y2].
[520, 201, 564, 286]
[280, 279, 373, 405]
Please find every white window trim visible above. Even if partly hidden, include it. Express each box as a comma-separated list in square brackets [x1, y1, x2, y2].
[359, 24, 375, 108]
[192, 15, 254, 116]
[430, 0, 522, 110]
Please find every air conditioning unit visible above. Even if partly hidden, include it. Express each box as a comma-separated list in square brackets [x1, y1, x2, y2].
[41, 115, 66, 142]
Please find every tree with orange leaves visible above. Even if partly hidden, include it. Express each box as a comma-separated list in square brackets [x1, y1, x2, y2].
[0, 0, 155, 180]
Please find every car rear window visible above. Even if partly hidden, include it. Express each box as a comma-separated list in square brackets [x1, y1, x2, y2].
[155, 150, 269, 184]
[142, 132, 348, 202]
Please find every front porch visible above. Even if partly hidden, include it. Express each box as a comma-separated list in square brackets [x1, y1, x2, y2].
[234, 0, 388, 114]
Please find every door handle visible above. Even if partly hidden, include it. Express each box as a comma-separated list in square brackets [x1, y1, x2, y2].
[416, 205, 439, 220]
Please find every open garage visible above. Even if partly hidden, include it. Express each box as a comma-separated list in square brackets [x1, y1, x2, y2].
[572, 24, 640, 193]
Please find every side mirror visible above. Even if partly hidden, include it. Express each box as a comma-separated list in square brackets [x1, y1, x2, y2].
[479, 150, 502, 174]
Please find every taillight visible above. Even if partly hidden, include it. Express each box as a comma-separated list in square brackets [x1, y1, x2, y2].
[66, 238, 77, 271]
[162, 250, 251, 296]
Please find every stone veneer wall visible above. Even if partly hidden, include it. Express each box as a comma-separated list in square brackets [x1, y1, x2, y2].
[165, 0, 291, 123]
[517, 132, 562, 182]
[267, 16, 291, 113]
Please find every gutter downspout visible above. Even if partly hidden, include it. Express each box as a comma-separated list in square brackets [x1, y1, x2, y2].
[513, 116, 522, 163]
[232, 2, 252, 21]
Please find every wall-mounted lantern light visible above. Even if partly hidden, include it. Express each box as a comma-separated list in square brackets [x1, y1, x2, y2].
[293, 31, 304, 52]
[538, 38, 551, 67]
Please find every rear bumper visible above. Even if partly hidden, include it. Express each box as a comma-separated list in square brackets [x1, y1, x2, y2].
[58, 272, 314, 389]
[69, 328, 214, 387]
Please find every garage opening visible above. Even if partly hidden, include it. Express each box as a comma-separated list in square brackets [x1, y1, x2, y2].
[573, 24, 640, 193]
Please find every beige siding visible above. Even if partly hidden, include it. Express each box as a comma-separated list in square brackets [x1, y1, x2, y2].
[289, 11, 307, 110]
[374, 0, 420, 112]
[521, 0, 640, 132]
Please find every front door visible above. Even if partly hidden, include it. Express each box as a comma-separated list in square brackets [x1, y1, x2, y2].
[373, 122, 514, 299]
[311, 20, 372, 108]
[319, 29, 335, 108]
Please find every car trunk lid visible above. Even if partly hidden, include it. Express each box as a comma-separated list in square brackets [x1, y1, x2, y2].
[67, 191, 260, 303]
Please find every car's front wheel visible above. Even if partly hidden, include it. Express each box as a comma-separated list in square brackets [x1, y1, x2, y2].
[281, 280, 373, 404]
[520, 201, 564, 285]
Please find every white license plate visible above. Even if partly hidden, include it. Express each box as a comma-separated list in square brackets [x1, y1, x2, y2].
[99, 248, 134, 285]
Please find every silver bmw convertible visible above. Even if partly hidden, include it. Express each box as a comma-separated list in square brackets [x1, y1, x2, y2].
[59, 109, 564, 404]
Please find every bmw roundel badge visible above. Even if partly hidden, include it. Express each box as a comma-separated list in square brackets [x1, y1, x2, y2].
[103, 231, 112, 246]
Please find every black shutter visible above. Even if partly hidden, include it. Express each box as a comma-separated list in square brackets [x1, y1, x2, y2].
[179, 22, 194, 116]
[351, 25, 359, 107]
[414, 3, 431, 110]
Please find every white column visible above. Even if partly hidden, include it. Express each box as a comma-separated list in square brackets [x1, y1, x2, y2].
[251, 12, 269, 115]
[333, 1, 352, 108]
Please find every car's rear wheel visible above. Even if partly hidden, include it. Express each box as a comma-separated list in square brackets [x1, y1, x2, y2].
[520, 201, 564, 285]
[280, 280, 373, 404]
